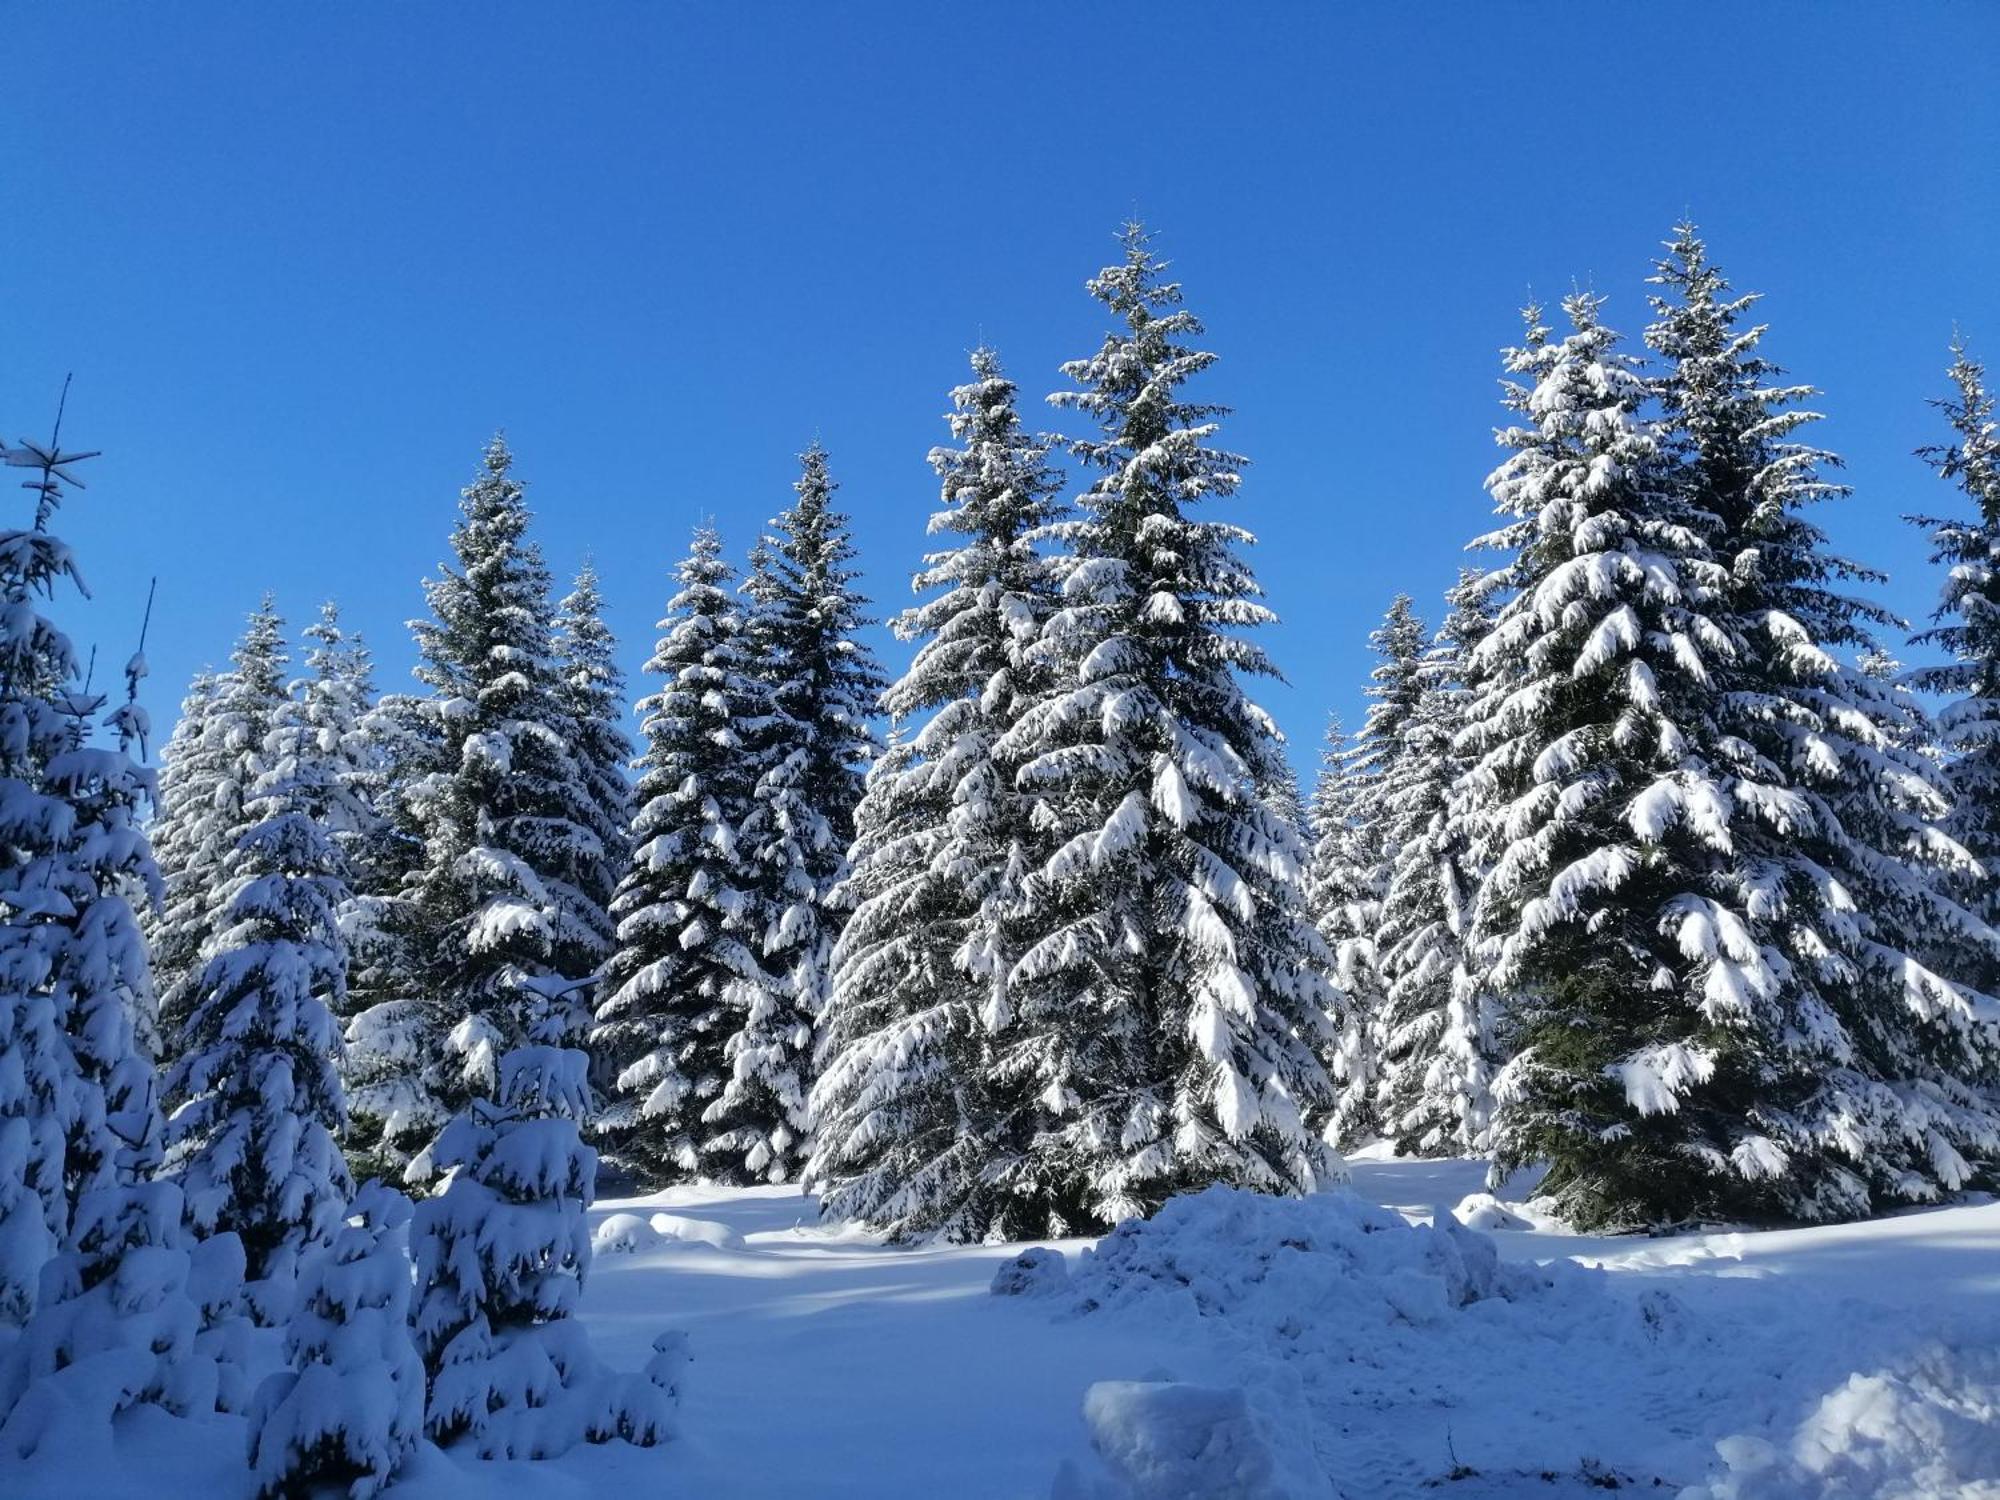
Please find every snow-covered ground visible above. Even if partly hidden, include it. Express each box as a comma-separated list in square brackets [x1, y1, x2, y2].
[11, 1152, 1999, 1498]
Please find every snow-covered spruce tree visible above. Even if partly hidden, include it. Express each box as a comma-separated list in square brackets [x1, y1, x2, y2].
[995, 224, 1337, 1228]
[0, 431, 104, 1320]
[809, 347, 1066, 1240]
[1463, 292, 1751, 1229]
[592, 527, 770, 1184]
[0, 421, 223, 1443]
[1638, 230, 2000, 1221]
[719, 450, 885, 1184]
[290, 601, 421, 1188]
[514, 563, 626, 998]
[0, 425, 110, 1320]
[745, 445, 885, 868]
[338, 687, 437, 1178]
[410, 1004, 672, 1458]
[296, 601, 386, 878]
[372, 437, 608, 1172]
[329, 617, 431, 959]
[553, 560, 634, 977]
[1910, 339, 2000, 989]
[1371, 570, 1499, 1155]
[145, 669, 225, 1039]
[1349, 596, 1428, 790]
[155, 597, 291, 1045]
[247, 1181, 423, 1500]
[707, 696, 823, 1184]
[163, 683, 357, 1303]
[1302, 716, 1378, 1143]
[0, 1183, 218, 1455]
[1310, 598, 1427, 1146]
[47, 602, 168, 1229]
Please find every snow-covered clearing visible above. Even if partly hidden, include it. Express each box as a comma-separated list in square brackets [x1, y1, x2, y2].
[11, 1152, 1998, 1498]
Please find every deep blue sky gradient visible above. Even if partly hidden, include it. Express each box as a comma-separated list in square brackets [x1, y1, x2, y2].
[5, 5, 1997, 772]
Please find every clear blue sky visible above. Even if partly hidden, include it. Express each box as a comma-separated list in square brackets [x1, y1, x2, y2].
[5, 5, 1996, 772]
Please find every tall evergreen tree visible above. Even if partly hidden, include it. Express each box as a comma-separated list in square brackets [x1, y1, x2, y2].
[1310, 597, 1427, 1146]
[291, 601, 410, 1188]
[1910, 339, 2000, 990]
[355, 437, 605, 1173]
[1465, 293, 1750, 1228]
[1634, 229, 2000, 1222]
[0, 412, 217, 1437]
[146, 669, 225, 1038]
[164, 657, 358, 1297]
[0, 425, 135, 1320]
[1471, 260, 2000, 1232]
[1302, 716, 1380, 1144]
[721, 449, 885, 1183]
[338, 687, 435, 1176]
[809, 348, 1065, 1240]
[553, 561, 634, 975]
[1371, 571, 1498, 1155]
[295, 602, 385, 879]
[592, 527, 770, 1183]
[997, 224, 1337, 1229]
[345, 679, 432, 922]
[1351, 598, 1429, 783]
[154, 597, 290, 1045]
[710, 737, 821, 1183]
[744, 445, 884, 871]
[47, 591, 167, 1236]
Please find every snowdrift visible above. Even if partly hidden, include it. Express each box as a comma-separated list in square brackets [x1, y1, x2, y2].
[1009, 1181, 1561, 1322]
[1003, 1184, 2000, 1499]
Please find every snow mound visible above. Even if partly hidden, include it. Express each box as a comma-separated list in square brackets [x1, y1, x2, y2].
[1033, 1184, 1566, 1327]
[1017, 1185, 1730, 1494]
[1686, 1344, 2000, 1500]
[593, 1212, 742, 1255]
[1451, 1192, 1530, 1231]
[648, 1213, 741, 1251]
[593, 1213, 662, 1255]
[1050, 1381, 1332, 1500]
[1023, 1186, 2000, 1498]
[991, 1246, 1069, 1298]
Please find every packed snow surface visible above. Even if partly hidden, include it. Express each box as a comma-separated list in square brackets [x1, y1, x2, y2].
[4, 1154, 1997, 1497]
